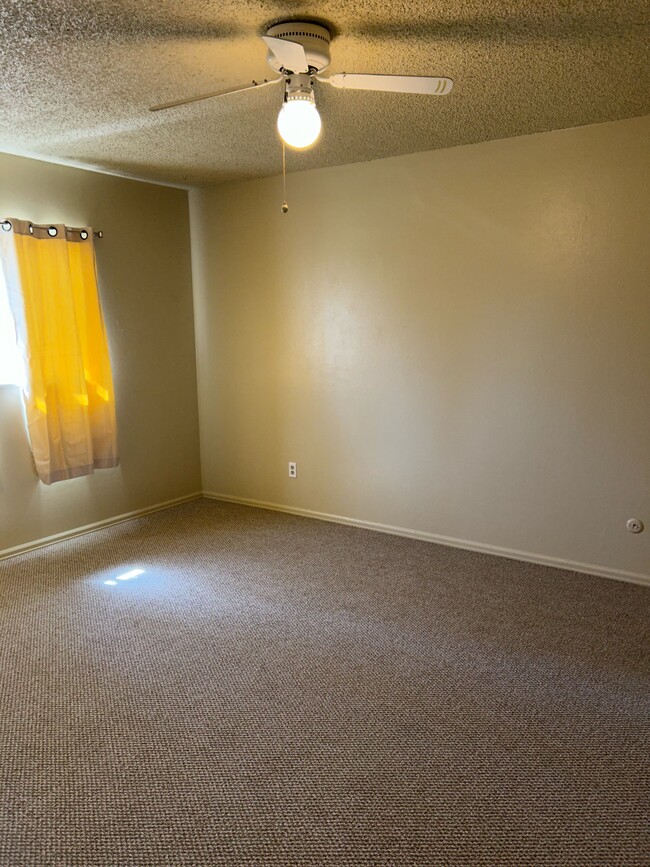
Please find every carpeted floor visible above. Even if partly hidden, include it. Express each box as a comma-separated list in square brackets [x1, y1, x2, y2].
[0, 498, 648, 866]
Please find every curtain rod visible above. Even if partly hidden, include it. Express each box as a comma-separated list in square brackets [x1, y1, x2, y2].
[1, 220, 103, 238]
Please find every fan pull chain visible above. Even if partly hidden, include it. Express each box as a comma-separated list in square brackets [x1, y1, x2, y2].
[281, 142, 288, 213]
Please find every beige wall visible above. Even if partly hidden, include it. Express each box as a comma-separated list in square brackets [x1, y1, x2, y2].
[0, 154, 201, 551]
[190, 115, 650, 581]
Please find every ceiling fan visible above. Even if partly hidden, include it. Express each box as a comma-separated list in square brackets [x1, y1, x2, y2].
[150, 21, 453, 150]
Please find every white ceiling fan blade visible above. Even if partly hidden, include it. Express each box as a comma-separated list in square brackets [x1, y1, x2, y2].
[321, 73, 453, 95]
[262, 35, 309, 73]
[150, 77, 282, 112]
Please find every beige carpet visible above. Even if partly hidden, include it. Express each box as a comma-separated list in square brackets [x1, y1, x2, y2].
[1, 498, 648, 866]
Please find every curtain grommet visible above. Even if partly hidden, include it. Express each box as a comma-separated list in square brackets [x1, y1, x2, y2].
[48, 226, 58, 237]
[80, 230, 88, 240]
[1, 220, 11, 232]
[28, 224, 34, 234]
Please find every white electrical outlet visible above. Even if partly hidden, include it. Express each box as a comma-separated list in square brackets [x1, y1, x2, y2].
[288, 461, 297, 478]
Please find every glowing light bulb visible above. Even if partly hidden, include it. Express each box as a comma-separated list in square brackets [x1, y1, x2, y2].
[277, 97, 322, 150]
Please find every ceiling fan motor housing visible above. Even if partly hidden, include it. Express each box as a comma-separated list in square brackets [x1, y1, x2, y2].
[265, 22, 331, 73]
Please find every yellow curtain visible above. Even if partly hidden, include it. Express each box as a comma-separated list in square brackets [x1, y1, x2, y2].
[0, 218, 118, 485]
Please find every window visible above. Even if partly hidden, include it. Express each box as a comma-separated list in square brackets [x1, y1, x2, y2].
[0, 264, 24, 386]
[0, 222, 117, 483]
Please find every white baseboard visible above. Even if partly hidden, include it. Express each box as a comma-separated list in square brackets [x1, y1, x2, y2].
[0, 492, 203, 561]
[203, 492, 650, 587]
[3, 490, 647, 587]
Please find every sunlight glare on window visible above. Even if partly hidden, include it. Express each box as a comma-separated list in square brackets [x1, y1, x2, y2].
[0, 264, 24, 387]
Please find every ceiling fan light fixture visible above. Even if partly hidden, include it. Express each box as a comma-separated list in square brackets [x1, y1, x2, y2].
[150, 19, 454, 167]
[277, 91, 321, 150]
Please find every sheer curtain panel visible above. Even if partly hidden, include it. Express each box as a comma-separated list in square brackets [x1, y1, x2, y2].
[0, 218, 118, 485]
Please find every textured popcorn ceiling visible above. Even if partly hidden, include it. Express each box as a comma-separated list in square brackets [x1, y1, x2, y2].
[1, 1, 648, 186]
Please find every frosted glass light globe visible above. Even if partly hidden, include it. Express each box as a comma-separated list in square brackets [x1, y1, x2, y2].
[277, 99, 322, 150]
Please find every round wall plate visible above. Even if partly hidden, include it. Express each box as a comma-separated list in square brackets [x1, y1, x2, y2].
[265, 22, 331, 73]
